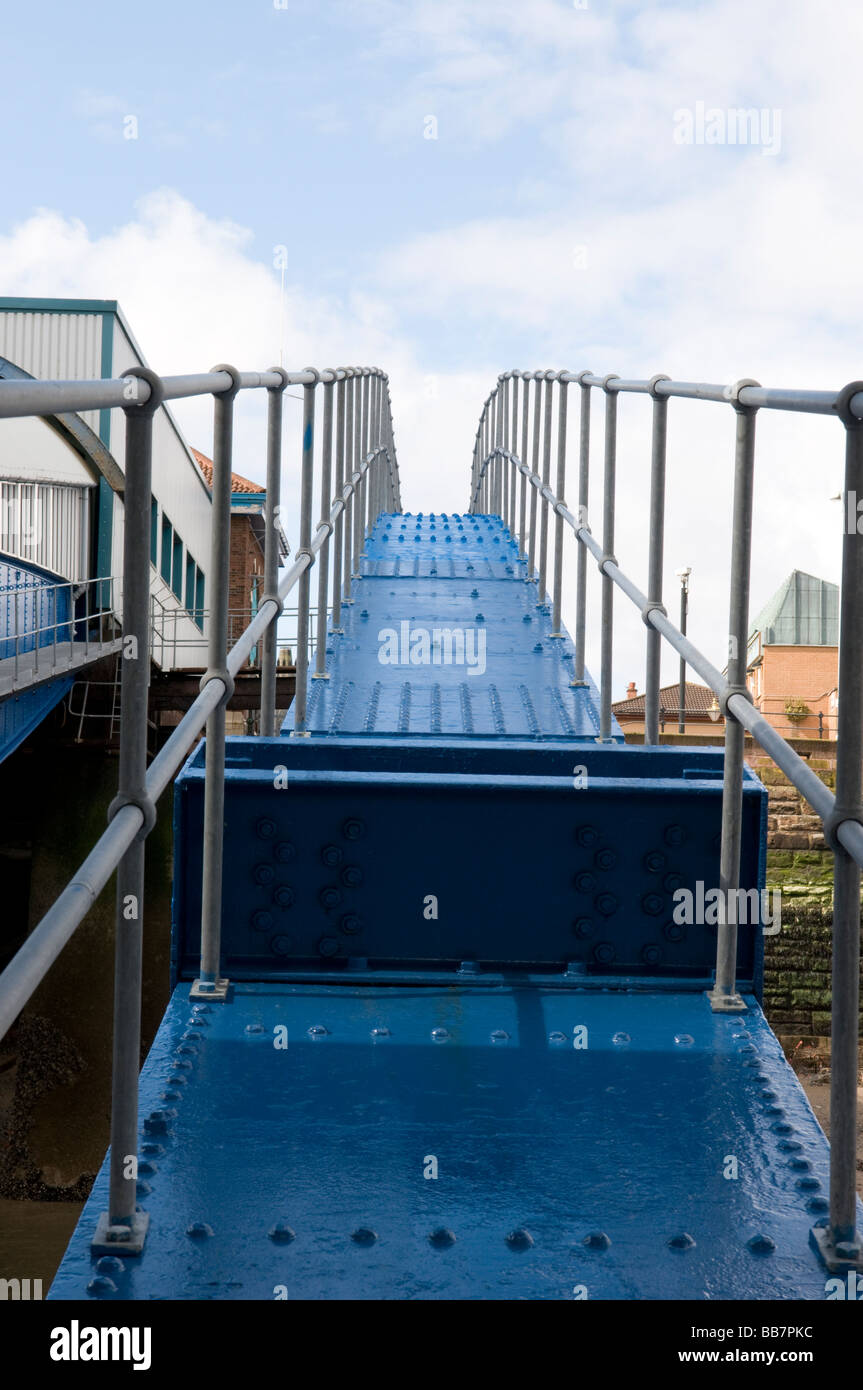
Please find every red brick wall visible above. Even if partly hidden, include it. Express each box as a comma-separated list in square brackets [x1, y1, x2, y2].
[749, 645, 837, 737]
[229, 517, 264, 661]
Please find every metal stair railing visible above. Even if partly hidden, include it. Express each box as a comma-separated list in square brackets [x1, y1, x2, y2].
[0, 572, 120, 689]
[470, 367, 863, 1276]
[0, 361, 400, 1257]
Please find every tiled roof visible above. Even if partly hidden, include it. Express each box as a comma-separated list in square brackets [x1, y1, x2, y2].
[191, 447, 264, 495]
[612, 681, 715, 718]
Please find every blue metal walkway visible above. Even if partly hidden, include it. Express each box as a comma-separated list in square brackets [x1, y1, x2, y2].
[48, 512, 856, 1301]
[296, 513, 609, 740]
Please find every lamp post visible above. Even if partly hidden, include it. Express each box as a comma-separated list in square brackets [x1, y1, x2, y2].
[675, 567, 691, 733]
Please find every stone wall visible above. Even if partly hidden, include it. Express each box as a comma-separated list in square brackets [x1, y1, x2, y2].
[746, 750, 863, 1052]
[761, 904, 863, 1052]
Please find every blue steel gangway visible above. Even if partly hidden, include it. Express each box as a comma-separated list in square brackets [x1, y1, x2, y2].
[0, 360, 860, 1300]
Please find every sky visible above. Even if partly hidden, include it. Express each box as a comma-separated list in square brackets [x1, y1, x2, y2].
[1, 0, 861, 698]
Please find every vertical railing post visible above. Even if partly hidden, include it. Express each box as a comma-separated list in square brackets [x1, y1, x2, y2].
[677, 572, 690, 733]
[519, 373, 530, 561]
[598, 375, 620, 739]
[383, 379, 394, 513]
[484, 396, 491, 512]
[331, 370, 346, 634]
[488, 392, 495, 513]
[644, 375, 670, 744]
[260, 367, 288, 738]
[550, 371, 568, 637]
[538, 368, 555, 603]
[370, 373, 380, 526]
[572, 372, 592, 686]
[489, 392, 495, 513]
[478, 412, 484, 512]
[292, 369, 320, 733]
[368, 374, 377, 527]
[495, 380, 503, 516]
[509, 371, 518, 532]
[497, 375, 505, 525]
[381, 390, 389, 518]
[709, 379, 760, 1013]
[343, 371, 355, 603]
[812, 382, 863, 1274]
[313, 370, 336, 680]
[363, 368, 371, 535]
[527, 371, 543, 582]
[373, 377, 381, 508]
[361, 371, 372, 543]
[388, 383, 399, 512]
[354, 370, 364, 563]
[365, 368, 373, 536]
[492, 380, 500, 519]
[482, 397, 490, 509]
[195, 364, 242, 1001]
[94, 367, 162, 1255]
[352, 372, 366, 581]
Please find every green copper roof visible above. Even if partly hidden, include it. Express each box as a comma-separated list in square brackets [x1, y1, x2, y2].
[750, 570, 838, 646]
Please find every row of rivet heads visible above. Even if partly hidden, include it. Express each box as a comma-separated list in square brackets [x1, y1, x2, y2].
[86, 1223, 784, 1296]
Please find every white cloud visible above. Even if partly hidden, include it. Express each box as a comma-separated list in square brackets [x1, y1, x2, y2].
[3, 0, 861, 701]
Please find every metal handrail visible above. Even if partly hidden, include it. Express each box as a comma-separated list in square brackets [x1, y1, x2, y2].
[478, 443, 862, 854]
[149, 605, 319, 665]
[469, 366, 863, 1273]
[0, 361, 400, 1257]
[0, 574, 119, 684]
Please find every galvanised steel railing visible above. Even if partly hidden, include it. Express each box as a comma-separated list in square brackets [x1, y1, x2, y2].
[0, 362, 399, 1255]
[0, 573, 119, 682]
[149, 602, 320, 669]
[470, 368, 863, 1275]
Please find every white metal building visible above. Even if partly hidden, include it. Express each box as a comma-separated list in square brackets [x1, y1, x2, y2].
[0, 298, 214, 669]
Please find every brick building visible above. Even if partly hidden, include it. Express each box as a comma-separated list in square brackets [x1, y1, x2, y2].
[746, 570, 838, 739]
[612, 679, 720, 734]
[191, 448, 288, 662]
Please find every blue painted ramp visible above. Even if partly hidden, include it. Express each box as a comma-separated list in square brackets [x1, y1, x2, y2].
[49, 983, 843, 1300]
[49, 511, 857, 1300]
[291, 514, 612, 741]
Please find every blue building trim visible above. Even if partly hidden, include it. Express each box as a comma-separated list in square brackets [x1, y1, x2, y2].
[95, 313, 114, 593]
[0, 297, 119, 314]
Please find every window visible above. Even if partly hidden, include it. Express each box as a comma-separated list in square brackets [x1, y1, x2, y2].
[194, 567, 205, 631]
[150, 500, 158, 565]
[161, 515, 173, 585]
[185, 553, 196, 612]
[172, 533, 183, 600]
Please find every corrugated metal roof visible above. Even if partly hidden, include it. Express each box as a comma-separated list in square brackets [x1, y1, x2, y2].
[749, 570, 838, 646]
